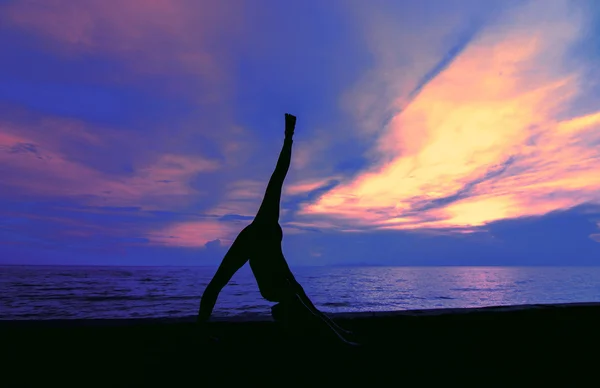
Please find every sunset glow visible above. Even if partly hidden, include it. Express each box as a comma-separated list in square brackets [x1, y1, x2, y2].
[1, 0, 598, 265]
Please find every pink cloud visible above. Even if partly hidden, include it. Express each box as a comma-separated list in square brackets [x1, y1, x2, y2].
[289, 130, 342, 175]
[297, 0, 600, 231]
[150, 177, 275, 249]
[148, 220, 237, 248]
[0, 0, 249, 101]
[205, 179, 265, 218]
[284, 177, 338, 196]
[2, 0, 241, 57]
[0, 114, 220, 209]
[0, 104, 264, 249]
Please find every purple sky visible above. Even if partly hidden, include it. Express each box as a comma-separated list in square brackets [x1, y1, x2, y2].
[1, 0, 599, 266]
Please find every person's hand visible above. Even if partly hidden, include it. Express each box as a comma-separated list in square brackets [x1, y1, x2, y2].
[196, 320, 220, 344]
[285, 113, 296, 139]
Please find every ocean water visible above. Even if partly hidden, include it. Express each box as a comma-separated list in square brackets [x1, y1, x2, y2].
[2, 265, 600, 320]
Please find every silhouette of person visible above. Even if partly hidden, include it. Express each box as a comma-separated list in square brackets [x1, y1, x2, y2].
[198, 113, 358, 346]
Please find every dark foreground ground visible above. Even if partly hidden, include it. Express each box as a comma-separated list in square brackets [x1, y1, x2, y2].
[3, 303, 600, 386]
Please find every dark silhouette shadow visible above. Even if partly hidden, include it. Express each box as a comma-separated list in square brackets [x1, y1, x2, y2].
[198, 113, 358, 346]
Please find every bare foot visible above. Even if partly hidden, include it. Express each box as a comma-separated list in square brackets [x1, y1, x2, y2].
[285, 113, 296, 139]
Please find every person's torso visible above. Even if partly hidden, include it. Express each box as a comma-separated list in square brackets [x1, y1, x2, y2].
[245, 222, 291, 302]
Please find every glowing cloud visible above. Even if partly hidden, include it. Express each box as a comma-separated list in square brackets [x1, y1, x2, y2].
[299, 0, 600, 231]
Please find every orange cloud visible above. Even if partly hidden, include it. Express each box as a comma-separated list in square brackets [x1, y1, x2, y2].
[299, 0, 600, 231]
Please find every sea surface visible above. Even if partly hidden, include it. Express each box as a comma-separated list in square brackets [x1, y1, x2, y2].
[2, 265, 600, 320]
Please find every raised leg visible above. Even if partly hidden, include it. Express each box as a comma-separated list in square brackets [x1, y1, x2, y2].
[254, 137, 293, 224]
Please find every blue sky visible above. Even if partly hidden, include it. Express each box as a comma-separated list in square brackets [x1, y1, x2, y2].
[1, 0, 599, 266]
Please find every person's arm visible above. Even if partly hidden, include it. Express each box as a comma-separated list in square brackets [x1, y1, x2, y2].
[197, 235, 249, 325]
[197, 282, 222, 325]
[281, 262, 352, 331]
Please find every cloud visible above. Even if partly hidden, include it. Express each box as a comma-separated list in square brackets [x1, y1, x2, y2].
[0, 203, 151, 254]
[204, 179, 265, 218]
[0, 112, 220, 209]
[0, 0, 266, 253]
[147, 177, 273, 249]
[0, 0, 245, 76]
[298, 0, 600, 231]
[147, 220, 236, 247]
[3, 0, 599, 261]
[284, 177, 340, 196]
[591, 222, 600, 243]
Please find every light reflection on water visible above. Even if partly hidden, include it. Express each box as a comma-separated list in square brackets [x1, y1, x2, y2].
[2, 265, 600, 319]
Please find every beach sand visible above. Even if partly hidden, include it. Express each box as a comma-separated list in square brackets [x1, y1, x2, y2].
[4, 302, 599, 386]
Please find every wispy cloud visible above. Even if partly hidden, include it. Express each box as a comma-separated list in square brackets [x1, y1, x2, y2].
[591, 222, 600, 243]
[0, 0, 245, 81]
[0, 112, 220, 209]
[284, 177, 340, 196]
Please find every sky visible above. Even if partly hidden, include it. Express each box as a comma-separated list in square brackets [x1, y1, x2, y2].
[1, 0, 599, 266]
